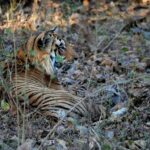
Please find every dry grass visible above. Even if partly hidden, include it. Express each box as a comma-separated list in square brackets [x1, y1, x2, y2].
[0, 0, 150, 149]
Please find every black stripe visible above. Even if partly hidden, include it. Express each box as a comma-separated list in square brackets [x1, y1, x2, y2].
[29, 93, 44, 106]
[32, 32, 42, 51]
[41, 100, 84, 115]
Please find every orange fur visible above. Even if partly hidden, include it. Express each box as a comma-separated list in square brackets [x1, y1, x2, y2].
[63, 44, 78, 61]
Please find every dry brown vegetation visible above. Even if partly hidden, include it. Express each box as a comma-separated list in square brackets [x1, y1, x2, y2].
[0, 0, 150, 149]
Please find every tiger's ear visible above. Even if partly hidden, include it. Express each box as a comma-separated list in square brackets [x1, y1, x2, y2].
[48, 27, 58, 36]
[44, 27, 58, 36]
[37, 33, 51, 49]
[37, 27, 58, 49]
[50, 26, 57, 34]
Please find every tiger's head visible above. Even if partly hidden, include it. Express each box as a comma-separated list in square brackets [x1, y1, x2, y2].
[17, 28, 77, 76]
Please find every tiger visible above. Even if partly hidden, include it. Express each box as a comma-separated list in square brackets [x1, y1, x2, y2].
[2, 28, 101, 120]
[3, 29, 99, 120]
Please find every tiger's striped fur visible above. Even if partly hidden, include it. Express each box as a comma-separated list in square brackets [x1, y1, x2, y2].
[3, 28, 91, 119]
[10, 69, 88, 118]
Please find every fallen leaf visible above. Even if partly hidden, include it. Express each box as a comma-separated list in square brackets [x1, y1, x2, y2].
[17, 139, 35, 150]
[101, 57, 118, 71]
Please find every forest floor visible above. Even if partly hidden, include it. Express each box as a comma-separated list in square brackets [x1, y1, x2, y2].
[0, 0, 150, 149]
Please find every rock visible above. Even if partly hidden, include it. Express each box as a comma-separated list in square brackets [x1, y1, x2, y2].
[105, 130, 114, 139]
[111, 107, 127, 118]
[146, 122, 150, 127]
[135, 62, 146, 72]
[76, 125, 88, 136]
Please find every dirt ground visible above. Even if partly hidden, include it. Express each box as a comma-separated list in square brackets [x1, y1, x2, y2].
[0, 0, 150, 149]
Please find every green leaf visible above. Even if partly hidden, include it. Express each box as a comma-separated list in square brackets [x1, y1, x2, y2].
[1, 100, 10, 111]
[29, 49, 36, 57]
[121, 47, 129, 53]
[102, 144, 111, 150]
[51, 74, 56, 80]
[55, 55, 64, 63]
[4, 28, 12, 35]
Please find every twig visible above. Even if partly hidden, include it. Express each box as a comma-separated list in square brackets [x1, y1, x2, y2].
[101, 24, 126, 53]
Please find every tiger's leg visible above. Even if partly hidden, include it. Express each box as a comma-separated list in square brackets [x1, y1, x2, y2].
[11, 77, 87, 119]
